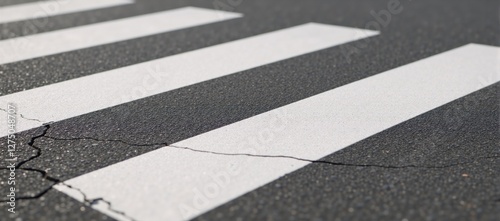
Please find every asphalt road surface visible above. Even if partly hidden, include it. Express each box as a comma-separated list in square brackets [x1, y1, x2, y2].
[0, 0, 499, 221]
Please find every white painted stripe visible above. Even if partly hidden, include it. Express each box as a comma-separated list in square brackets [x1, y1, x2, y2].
[0, 0, 133, 24]
[54, 44, 499, 221]
[0, 23, 378, 137]
[0, 7, 242, 65]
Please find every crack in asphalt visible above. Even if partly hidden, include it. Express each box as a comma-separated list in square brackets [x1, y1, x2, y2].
[57, 182, 137, 221]
[19, 113, 47, 123]
[15, 123, 51, 169]
[0, 167, 59, 201]
[0, 168, 134, 221]
[1, 124, 134, 220]
[0, 107, 48, 124]
[166, 144, 500, 169]
[3, 124, 499, 218]
[43, 135, 500, 170]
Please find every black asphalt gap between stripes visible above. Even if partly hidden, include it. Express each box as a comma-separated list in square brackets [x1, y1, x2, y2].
[0, 0, 499, 220]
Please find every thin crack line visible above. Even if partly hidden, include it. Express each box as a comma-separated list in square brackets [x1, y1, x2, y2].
[1, 124, 136, 220]
[57, 182, 137, 221]
[0, 107, 47, 123]
[15, 123, 51, 169]
[0, 167, 60, 202]
[0, 123, 58, 202]
[19, 113, 46, 123]
[167, 144, 500, 169]
[0, 168, 135, 220]
[42, 135, 500, 170]
[9, 128, 500, 215]
[44, 135, 167, 147]
[0, 169, 135, 221]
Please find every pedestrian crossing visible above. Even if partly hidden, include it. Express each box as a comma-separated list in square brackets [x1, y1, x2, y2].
[0, 1, 498, 221]
[0, 22, 377, 138]
[53, 44, 500, 221]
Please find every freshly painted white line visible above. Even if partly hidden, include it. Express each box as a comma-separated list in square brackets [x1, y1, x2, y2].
[0, 23, 378, 137]
[54, 44, 499, 221]
[0, 0, 133, 24]
[0, 7, 242, 65]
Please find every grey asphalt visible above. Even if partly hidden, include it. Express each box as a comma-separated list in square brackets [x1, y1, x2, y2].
[0, 0, 499, 220]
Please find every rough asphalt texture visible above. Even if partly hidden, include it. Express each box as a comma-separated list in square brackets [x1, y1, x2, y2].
[0, 0, 499, 220]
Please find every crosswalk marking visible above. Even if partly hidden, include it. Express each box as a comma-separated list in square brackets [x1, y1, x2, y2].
[0, 0, 133, 24]
[54, 44, 499, 221]
[0, 23, 378, 138]
[0, 7, 241, 65]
